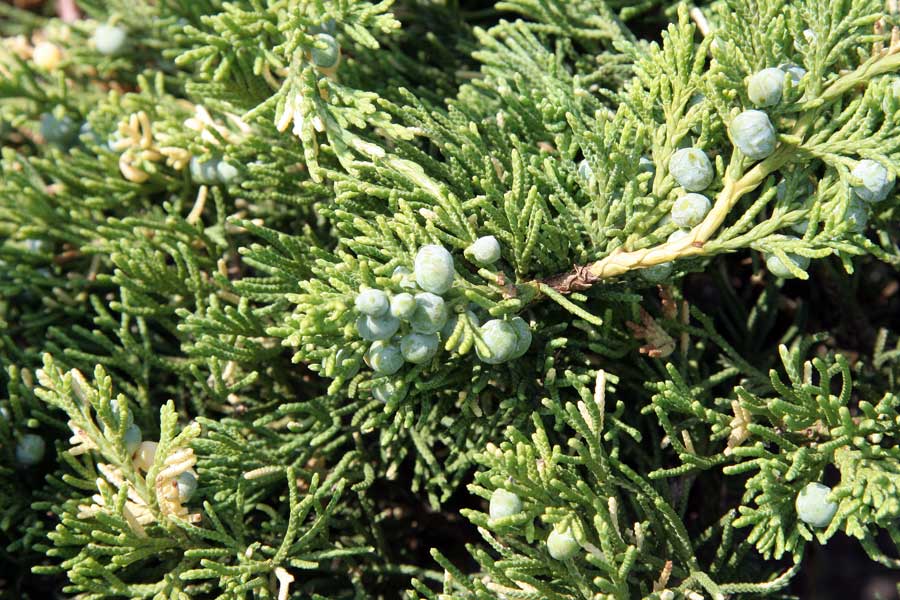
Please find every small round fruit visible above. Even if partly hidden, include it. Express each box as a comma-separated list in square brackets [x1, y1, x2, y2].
[747, 67, 785, 107]
[330, 348, 360, 379]
[409, 292, 448, 334]
[190, 156, 220, 185]
[577, 159, 593, 181]
[355, 288, 389, 317]
[638, 156, 656, 174]
[467, 236, 501, 265]
[476, 319, 517, 364]
[0, 406, 9, 421]
[133, 441, 158, 471]
[392, 266, 417, 289]
[639, 262, 673, 283]
[372, 380, 406, 404]
[15, 433, 46, 467]
[779, 64, 807, 85]
[175, 471, 198, 502]
[390, 292, 416, 320]
[216, 161, 240, 184]
[366, 341, 404, 375]
[109, 398, 134, 428]
[93, 24, 128, 56]
[40, 113, 78, 146]
[509, 317, 532, 358]
[765, 247, 810, 279]
[671, 193, 711, 228]
[851, 159, 895, 203]
[33, 42, 63, 70]
[124, 424, 142, 455]
[667, 229, 691, 243]
[400, 332, 440, 364]
[414, 245, 455, 294]
[310, 33, 340, 69]
[668, 148, 713, 191]
[845, 199, 868, 233]
[489, 488, 522, 520]
[795, 482, 837, 528]
[730, 110, 777, 160]
[359, 314, 400, 341]
[547, 526, 579, 560]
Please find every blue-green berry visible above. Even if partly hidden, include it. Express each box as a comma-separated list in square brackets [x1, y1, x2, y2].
[765, 243, 810, 279]
[668, 229, 691, 243]
[310, 33, 340, 69]
[547, 526, 579, 560]
[175, 471, 198, 502]
[747, 68, 785, 106]
[400, 332, 440, 364]
[216, 161, 240, 184]
[124, 424, 142, 455]
[851, 159, 895, 203]
[0, 406, 9, 421]
[40, 113, 78, 146]
[509, 316, 532, 358]
[795, 482, 837, 528]
[845, 199, 868, 233]
[414, 245, 455, 294]
[489, 488, 522, 520]
[15, 433, 45, 467]
[94, 24, 128, 56]
[190, 156, 220, 185]
[110, 398, 134, 428]
[392, 266, 417, 289]
[639, 263, 673, 283]
[358, 314, 400, 341]
[312, 18, 338, 35]
[330, 348, 360, 379]
[366, 341, 404, 375]
[668, 148, 713, 191]
[466, 236, 501, 265]
[356, 316, 376, 341]
[671, 193, 711, 228]
[355, 288, 389, 317]
[638, 156, 655, 174]
[577, 159, 593, 181]
[476, 319, 517, 364]
[410, 292, 448, 334]
[779, 64, 807, 85]
[730, 110, 777, 160]
[372, 380, 406, 404]
[390, 292, 416, 320]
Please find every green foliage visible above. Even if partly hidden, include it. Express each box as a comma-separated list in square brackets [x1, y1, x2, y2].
[2, 0, 900, 598]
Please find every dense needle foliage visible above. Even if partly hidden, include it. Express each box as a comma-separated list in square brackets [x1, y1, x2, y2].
[2, 0, 900, 598]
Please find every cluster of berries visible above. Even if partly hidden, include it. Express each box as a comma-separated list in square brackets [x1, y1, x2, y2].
[644, 66, 895, 282]
[109, 399, 197, 503]
[489, 488, 579, 560]
[354, 240, 532, 381]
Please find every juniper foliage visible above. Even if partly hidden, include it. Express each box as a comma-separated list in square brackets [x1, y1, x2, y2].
[1, 0, 900, 598]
